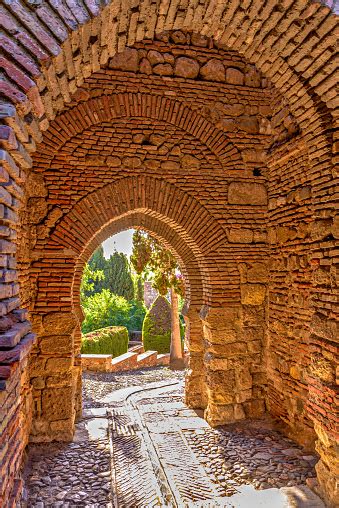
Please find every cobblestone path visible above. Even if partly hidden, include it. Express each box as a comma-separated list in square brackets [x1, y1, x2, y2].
[23, 367, 324, 507]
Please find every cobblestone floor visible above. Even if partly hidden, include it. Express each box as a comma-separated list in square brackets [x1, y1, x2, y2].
[23, 367, 323, 507]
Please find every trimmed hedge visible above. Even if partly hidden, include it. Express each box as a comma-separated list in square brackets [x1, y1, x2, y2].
[142, 296, 171, 353]
[81, 326, 129, 357]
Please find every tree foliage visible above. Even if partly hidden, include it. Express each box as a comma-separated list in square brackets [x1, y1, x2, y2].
[131, 230, 184, 297]
[80, 263, 104, 301]
[81, 288, 146, 334]
[88, 248, 134, 300]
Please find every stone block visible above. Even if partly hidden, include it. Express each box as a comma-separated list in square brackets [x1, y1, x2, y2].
[181, 154, 201, 169]
[241, 284, 266, 305]
[200, 59, 225, 82]
[147, 50, 164, 65]
[45, 357, 73, 373]
[174, 57, 199, 79]
[228, 228, 253, 243]
[42, 312, 77, 335]
[246, 263, 268, 283]
[205, 403, 235, 427]
[228, 182, 267, 205]
[39, 335, 73, 354]
[109, 48, 138, 72]
[225, 67, 244, 85]
[153, 63, 173, 76]
[42, 387, 73, 420]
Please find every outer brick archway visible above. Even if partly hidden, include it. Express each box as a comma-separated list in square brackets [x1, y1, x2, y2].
[0, 2, 337, 506]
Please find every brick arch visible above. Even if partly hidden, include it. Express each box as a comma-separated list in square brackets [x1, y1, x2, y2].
[41, 94, 245, 170]
[47, 174, 227, 305]
[72, 212, 205, 311]
[1, 1, 336, 160]
[1, 4, 338, 506]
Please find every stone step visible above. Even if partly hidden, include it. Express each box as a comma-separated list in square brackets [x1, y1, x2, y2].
[81, 354, 112, 372]
[111, 351, 138, 372]
[128, 344, 144, 354]
[157, 353, 170, 366]
[137, 351, 158, 368]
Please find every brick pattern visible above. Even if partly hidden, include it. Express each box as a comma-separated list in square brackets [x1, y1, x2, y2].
[0, 2, 337, 507]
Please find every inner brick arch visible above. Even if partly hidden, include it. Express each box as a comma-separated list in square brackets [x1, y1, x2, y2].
[1, 2, 338, 506]
[70, 210, 210, 417]
[28, 175, 232, 444]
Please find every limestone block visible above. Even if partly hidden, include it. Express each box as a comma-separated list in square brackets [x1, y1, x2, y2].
[139, 57, 152, 74]
[206, 342, 247, 357]
[228, 228, 253, 243]
[190, 33, 208, 47]
[205, 403, 235, 427]
[241, 284, 266, 305]
[236, 389, 252, 403]
[228, 182, 267, 205]
[247, 263, 268, 282]
[171, 30, 187, 44]
[216, 118, 237, 132]
[309, 353, 335, 383]
[204, 353, 228, 371]
[245, 67, 261, 87]
[42, 312, 77, 335]
[161, 160, 180, 170]
[206, 370, 235, 404]
[234, 404, 246, 419]
[106, 156, 121, 167]
[153, 63, 173, 76]
[39, 335, 73, 354]
[243, 399, 265, 418]
[247, 340, 262, 353]
[147, 50, 164, 65]
[109, 48, 138, 71]
[45, 357, 73, 373]
[174, 57, 199, 79]
[225, 67, 244, 85]
[42, 387, 73, 420]
[31, 377, 45, 389]
[236, 368, 252, 390]
[200, 59, 225, 82]
[204, 328, 238, 345]
[237, 115, 259, 134]
[46, 372, 73, 387]
[221, 103, 245, 116]
[201, 306, 241, 329]
[181, 154, 201, 169]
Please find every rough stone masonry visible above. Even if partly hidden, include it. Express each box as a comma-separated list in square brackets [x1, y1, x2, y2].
[0, 1, 337, 507]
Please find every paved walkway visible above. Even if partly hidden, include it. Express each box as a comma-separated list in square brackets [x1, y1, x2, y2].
[23, 367, 325, 507]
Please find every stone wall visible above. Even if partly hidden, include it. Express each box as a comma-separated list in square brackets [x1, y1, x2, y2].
[0, 1, 337, 506]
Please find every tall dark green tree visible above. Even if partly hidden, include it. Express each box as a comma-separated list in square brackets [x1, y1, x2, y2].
[105, 251, 134, 301]
[88, 246, 106, 292]
[89, 247, 135, 300]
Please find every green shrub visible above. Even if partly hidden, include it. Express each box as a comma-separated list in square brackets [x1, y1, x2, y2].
[142, 296, 171, 353]
[81, 326, 128, 357]
[81, 289, 131, 334]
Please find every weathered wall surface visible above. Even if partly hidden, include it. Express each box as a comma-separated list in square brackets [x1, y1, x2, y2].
[0, 1, 337, 507]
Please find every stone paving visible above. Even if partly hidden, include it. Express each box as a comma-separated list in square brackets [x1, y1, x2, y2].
[22, 367, 324, 507]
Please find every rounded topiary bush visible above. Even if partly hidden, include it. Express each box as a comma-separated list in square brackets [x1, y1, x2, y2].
[142, 296, 171, 353]
[81, 326, 128, 357]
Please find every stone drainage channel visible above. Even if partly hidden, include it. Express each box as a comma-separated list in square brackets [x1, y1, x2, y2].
[23, 369, 325, 507]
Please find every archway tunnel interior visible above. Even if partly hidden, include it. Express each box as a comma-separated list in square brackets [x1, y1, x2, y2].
[0, 7, 337, 505]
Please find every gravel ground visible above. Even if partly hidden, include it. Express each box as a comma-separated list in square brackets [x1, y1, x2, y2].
[23, 367, 320, 507]
[184, 421, 318, 496]
[82, 366, 185, 407]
